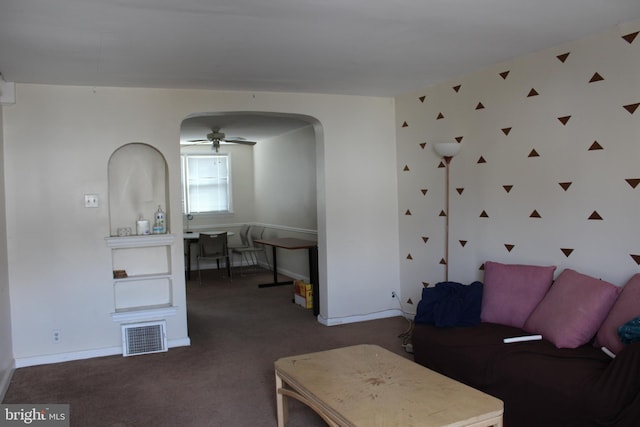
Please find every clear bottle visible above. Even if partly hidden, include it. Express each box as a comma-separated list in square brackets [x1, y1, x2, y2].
[153, 205, 166, 234]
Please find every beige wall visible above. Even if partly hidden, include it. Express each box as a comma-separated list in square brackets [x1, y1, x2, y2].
[3, 85, 399, 363]
[395, 20, 640, 314]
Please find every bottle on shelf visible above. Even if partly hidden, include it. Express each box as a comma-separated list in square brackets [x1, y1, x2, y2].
[153, 205, 166, 234]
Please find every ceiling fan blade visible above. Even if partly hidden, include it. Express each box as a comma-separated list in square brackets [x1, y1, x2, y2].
[224, 139, 257, 146]
[184, 139, 209, 143]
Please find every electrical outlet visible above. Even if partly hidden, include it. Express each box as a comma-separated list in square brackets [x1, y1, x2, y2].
[84, 194, 99, 208]
[52, 329, 61, 343]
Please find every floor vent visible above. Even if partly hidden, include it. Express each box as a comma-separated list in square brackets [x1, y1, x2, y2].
[122, 321, 167, 357]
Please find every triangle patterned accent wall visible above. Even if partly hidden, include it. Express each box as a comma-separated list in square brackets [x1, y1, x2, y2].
[396, 22, 640, 305]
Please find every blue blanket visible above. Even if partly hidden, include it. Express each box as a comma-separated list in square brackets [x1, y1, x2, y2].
[414, 281, 483, 327]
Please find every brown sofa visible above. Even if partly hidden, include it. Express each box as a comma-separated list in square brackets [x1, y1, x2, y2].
[412, 318, 640, 426]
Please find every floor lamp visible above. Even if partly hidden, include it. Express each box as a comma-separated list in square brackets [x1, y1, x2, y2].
[434, 141, 461, 282]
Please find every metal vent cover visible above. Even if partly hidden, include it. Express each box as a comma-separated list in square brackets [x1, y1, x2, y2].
[121, 321, 167, 357]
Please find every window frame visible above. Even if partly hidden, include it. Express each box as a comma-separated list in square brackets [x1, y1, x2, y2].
[181, 153, 233, 215]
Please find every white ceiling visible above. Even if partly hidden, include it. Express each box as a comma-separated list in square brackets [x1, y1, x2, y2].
[2, 1, 640, 140]
[2, 0, 640, 97]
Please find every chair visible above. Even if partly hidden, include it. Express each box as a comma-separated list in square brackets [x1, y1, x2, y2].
[197, 232, 231, 284]
[228, 224, 251, 252]
[232, 225, 271, 275]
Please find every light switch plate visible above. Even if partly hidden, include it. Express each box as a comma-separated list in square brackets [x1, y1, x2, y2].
[84, 194, 99, 208]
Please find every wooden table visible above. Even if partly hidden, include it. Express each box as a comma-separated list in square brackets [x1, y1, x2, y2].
[254, 237, 319, 316]
[274, 344, 503, 427]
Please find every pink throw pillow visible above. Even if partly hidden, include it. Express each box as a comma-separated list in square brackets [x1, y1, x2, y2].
[523, 269, 621, 349]
[481, 261, 556, 328]
[594, 273, 640, 355]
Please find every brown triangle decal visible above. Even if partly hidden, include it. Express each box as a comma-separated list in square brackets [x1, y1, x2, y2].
[559, 182, 572, 191]
[505, 244, 515, 252]
[438, 161, 446, 168]
[558, 115, 571, 125]
[419, 95, 426, 103]
[422, 236, 429, 243]
[588, 211, 603, 220]
[561, 248, 574, 257]
[475, 102, 485, 110]
[502, 127, 512, 135]
[623, 103, 640, 114]
[479, 263, 485, 271]
[406, 254, 413, 260]
[499, 71, 510, 80]
[588, 141, 603, 151]
[625, 178, 640, 189]
[406, 298, 414, 305]
[403, 165, 410, 171]
[455, 136, 464, 143]
[622, 31, 639, 44]
[405, 209, 412, 216]
[422, 282, 429, 288]
[453, 85, 461, 93]
[557, 52, 570, 63]
[527, 88, 539, 97]
[421, 189, 428, 195]
[456, 188, 464, 195]
[503, 185, 513, 193]
[402, 121, 409, 127]
[439, 210, 447, 217]
[589, 72, 604, 83]
[437, 112, 445, 120]
[528, 149, 540, 157]
[631, 254, 640, 265]
[459, 240, 467, 247]
[419, 142, 427, 149]
[477, 156, 486, 164]
[440, 258, 447, 265]
[479, 210, 489, 218]
[530, 210, 541, 218]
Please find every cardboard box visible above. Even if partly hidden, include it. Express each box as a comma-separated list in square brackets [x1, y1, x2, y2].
[293, 279, 313, 309]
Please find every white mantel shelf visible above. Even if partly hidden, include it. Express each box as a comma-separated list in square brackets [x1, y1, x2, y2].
[111, 305, 178, 323]
[105, 234, 175, 248]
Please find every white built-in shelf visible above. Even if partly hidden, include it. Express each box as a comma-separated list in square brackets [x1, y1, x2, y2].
[113, 273, 172, 283]
[111, 304, 178, 323]
[105, 234, 175, 248]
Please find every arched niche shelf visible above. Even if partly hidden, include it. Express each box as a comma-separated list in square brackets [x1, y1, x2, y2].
[108, 143, 170, 237]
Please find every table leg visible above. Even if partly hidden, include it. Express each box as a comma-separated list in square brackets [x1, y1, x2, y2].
[186, 240, 192, 280]
[308, 246, 319, 316]
[275, 372, 288, 427]
[258, 246, 293, 288]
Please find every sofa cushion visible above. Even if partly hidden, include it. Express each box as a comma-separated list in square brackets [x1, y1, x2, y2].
[595, 273, 640, 355]
[480, 261, 556, 328]
[524, 269, 620, 349]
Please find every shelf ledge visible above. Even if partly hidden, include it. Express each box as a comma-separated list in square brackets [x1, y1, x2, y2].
[105, 234, 175, 248]
[111, 305, 178, 323]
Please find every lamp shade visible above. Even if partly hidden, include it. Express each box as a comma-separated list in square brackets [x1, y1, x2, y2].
[434, 141, 461, 158]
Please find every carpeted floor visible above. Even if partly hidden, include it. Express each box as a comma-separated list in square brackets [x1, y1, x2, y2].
[3, 267, 413, 426]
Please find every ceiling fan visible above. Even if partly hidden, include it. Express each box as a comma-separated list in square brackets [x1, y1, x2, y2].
[185, 128, 257, 152]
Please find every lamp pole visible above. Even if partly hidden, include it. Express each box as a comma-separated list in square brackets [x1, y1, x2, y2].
[443, 155, 452, 282]
[433, 141, 460, 283]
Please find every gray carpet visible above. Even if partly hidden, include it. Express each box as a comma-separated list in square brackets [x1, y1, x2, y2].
[3, 268, 413, 426]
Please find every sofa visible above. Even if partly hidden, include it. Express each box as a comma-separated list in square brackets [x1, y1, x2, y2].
[411, 262, 640, 427]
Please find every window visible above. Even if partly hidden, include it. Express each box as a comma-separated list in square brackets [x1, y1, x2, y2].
[181, 154, 232, 214]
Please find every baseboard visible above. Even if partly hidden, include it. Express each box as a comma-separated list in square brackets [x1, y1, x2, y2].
[0, 362, 15, 401]
[317, 308, 404, 326]
[14, 337, 191, 368]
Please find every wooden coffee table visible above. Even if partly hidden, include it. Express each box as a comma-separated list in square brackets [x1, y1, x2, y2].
[274, 344, 503, 427]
